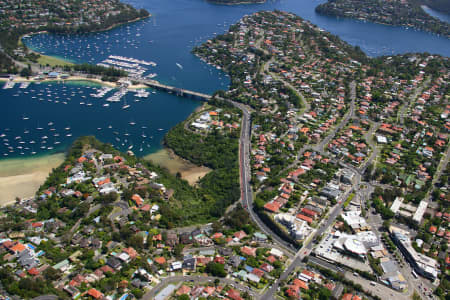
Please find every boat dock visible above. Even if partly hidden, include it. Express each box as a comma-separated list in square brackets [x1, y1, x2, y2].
[137, 79, 212, 101]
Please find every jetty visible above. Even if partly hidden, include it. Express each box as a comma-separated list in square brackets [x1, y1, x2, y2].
[137, 79, 212, 101]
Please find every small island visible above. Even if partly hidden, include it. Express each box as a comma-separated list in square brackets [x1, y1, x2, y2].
[315, 0, 450, 38]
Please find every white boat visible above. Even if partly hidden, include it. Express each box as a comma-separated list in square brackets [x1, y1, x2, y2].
[176, 63, 183, 70]
[122, 99, 130, 109]
[3, 81, 15, 89]
[19, 82, 30, 89]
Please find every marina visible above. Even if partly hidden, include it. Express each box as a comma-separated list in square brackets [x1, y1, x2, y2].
[3, 0, 449, 161]
[0, 81, 201, 158]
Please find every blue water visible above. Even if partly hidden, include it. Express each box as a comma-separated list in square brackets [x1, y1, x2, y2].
[0, 81, 200, 158]
[421, 5, 450, 23]
[2, 0, 450, 160]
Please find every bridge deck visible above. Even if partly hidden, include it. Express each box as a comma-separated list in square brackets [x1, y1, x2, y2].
[138, 79, 212, 101]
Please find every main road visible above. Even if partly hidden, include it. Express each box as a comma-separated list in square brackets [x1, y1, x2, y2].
[225, 97, 296, 254]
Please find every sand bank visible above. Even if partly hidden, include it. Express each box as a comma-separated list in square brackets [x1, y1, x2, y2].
[0, 153, 64, 206]
[145, 148, 211, 185]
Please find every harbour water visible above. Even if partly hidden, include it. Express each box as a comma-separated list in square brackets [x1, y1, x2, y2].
[0, 81, 201, 158]
[421, 5, 450, 24]
[3, 0, 450, 161]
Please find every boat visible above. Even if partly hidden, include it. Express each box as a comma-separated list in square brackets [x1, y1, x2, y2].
[103, 103, 110, 107]
[129, 121, 136, 126]
[135, 89, 150, 98]
[176, 63, 183, 70]
[122, 99, 130, 110]
[3, 81, 15, 89]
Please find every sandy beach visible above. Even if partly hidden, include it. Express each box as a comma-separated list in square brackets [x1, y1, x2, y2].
[145, 148, 211, 185]
[0, 153, 64, 206]
[1, 76, 148, 89]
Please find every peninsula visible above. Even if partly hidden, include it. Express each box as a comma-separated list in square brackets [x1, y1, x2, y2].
[315, 0, 450, 38]
[0, 8, 449, 300]
[0, 0, 150, 73]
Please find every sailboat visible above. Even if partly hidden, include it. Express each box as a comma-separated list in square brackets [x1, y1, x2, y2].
[122, 99, 130, 110]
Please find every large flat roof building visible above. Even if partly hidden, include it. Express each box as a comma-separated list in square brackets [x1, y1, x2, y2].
[389, 226, 438, 280]
[412, 201, 428, 224]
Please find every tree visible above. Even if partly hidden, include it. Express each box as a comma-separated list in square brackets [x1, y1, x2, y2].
[173, 243, 184, 259]
[131, 288, 144, 298]
[205, 262, 226, 277]
[178, 295, 190, 300]
[43, 267, 61, 281]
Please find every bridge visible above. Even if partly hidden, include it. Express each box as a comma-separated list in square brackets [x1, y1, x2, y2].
[137, 79, 212, 101]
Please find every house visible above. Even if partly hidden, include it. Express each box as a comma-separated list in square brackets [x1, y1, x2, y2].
[166, 232, 179, 247]
[241, 246, 257, 257]
[123, 247, 137, 260]
[176, 285, 191, 296]
[182, 257, 196, 271]
[106, 257, 122, 270]
[131, 194, 143, 206]
[227, 288, 244, 300]
[87, 288, 103, 299]
[234, 230, 248, 241]
[154, 256, 166, 265]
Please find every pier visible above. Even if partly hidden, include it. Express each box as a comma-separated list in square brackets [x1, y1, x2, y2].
[138, 79, 212, 101]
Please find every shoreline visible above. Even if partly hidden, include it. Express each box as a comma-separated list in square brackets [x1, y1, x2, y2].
[19, 15, 150, 44]
[207, 0, 266, 5]
[0, 153, 65, 206]
[0, 75, 148, 89]
[145, 147, 211, 185]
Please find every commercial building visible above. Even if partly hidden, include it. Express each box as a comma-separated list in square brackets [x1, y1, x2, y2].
[275, 213, 312, 240]
[340, 169, 355, 185]
[389, 226, 438, 280]
[333, 231, 367, 260]
[412, 201, 428, 224]
[341, 211, 370, 232]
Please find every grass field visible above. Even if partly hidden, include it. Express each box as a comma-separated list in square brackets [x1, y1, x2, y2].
[37, 54, 74, 67]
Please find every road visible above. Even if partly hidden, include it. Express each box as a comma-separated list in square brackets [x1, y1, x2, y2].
[218, 97, 297, 255]
[313, 81, 356, 153]
[261, 182, 357, 299]
[397, 78, 430, 125]
[142, 275, 260, 300]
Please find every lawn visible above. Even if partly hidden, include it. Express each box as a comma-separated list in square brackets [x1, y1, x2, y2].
[37, 54, 74, 67]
